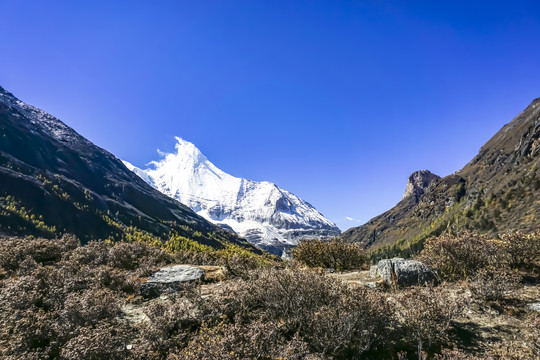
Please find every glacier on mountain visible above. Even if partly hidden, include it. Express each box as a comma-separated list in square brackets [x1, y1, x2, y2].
[123, 137, 340, 254]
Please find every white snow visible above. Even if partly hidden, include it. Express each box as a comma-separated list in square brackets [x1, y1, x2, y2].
[125, 138, 340, 251]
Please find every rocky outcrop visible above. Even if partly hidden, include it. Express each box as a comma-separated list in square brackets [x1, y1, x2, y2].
[402, 170, 440, 201]
[140, 265, 205, 298]
[371, 258, 438, 286]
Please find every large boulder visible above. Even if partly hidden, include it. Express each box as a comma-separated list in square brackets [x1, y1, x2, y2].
[371, 258, 438, 287]
[140, 265, 205, 298]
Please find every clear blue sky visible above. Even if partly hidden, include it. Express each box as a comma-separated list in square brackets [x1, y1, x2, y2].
[1, 1, 540, 231]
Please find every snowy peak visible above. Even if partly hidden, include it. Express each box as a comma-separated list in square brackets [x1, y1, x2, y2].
[159, 137, 210, 170]
[125, 138, 340, 254]
[144, 138, 238, 205]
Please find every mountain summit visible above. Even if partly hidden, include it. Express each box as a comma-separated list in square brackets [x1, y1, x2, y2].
[402, 170, 440, 201]
[124, 138, 340, 254]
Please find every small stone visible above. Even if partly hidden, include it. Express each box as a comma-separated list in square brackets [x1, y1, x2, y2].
[528, 302, 540, 312]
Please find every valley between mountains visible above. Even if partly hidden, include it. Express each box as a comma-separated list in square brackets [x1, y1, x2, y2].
[0, 85, 539, 359]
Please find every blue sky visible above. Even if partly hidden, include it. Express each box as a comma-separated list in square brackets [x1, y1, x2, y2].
[1, 1, 540, 231]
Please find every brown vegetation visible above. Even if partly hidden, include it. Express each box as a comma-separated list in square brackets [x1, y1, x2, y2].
[292, 238, 367, 271]
[0, 232, 539, 359]
[418, 230, 540, 281]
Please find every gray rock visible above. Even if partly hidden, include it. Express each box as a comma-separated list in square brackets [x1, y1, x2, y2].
[371, 257, 438, 287]
[374, 259, 394, 284]
[369, 265, 378, 277]
[528, 302, 540, 312]
[140, 265, 205, 298]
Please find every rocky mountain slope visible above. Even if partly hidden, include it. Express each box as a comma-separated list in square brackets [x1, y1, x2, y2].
[124, 138, 340, 254]
[0, 85, 257, 252]
[342, 98, 540, 258]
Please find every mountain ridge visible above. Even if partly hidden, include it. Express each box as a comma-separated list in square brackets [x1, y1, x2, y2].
[342, 98, 540, 258]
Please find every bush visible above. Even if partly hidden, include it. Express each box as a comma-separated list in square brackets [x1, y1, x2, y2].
[59, 322, 131, 360]
[60, 288, 122, 328]
[0, 235, 78, 273]
[394, 286, 465, 358]
[292, 238, 366, 271]
[108, 241, 172, 270]
[498, 230, 540, 270]
[1, 233, 537, 359]
[173, 320, 312, 360]
[435, 314, 540, 359]
[433, 349, 480, 359]
[69, 241, 111, 266]
[138, 294, 202, 357]
[418, 232, 500, 281]
[468, 266, 520, 302]
[0, 237, 156, 359]
[200, 267, 390, 358]
[418, 231, 540, 281]
[222, 253, 263, 279]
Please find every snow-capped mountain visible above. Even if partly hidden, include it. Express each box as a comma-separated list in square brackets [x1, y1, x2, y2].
[123, 138, 340, 254]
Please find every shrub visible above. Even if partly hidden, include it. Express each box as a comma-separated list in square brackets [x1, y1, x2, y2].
[139, 294, 202, 357]
[60, 288, 122, 328]
[419, 231, 540, 282]
[173, 320, 312, 360]
[498, 230, 540, 270]
[394, 286, 465, 358]
[292, 238, 366, 271]
[0, 235, 77, 273]
[171, 249, 221, 266]
[204, 267, 390, 358]
[433, 349, 485, 359]
[435, 314, 540, 359]
[222, 253, 263, 279]
[108, 241, 172, 270]
[417, 232, 500, 280]
[2, 233, 537, 359]
[468, 266, 520, 302]
[69, 241, 111, 266]
[59, 322, 131, 360]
